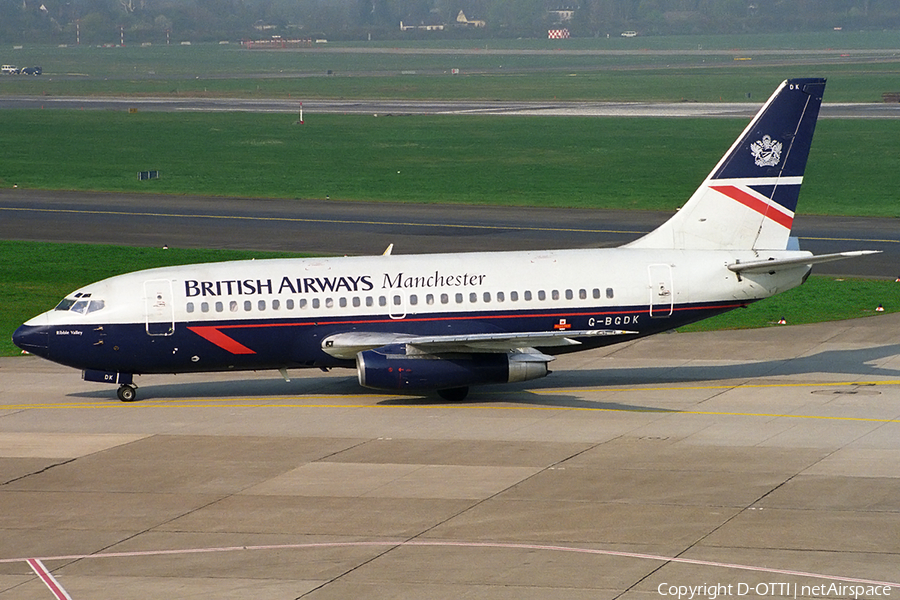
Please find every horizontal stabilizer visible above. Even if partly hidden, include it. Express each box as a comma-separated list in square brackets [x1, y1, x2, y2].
[727, 250, 881, 274]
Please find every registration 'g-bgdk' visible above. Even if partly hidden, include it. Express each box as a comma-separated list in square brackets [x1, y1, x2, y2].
[13, 79, 878, 402]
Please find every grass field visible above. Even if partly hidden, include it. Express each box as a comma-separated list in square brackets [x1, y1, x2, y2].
[1, 110, 899, 217]
[4, 62, 900, 103]
[2, 32, 900, 101]
[2, 240, 897, 357]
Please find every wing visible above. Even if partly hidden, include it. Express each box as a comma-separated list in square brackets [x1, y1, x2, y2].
[321, 328, 637, 360]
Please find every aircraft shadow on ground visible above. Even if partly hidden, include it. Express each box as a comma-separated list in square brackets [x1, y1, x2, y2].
[68, 343, 900, 410]
[539, 343, 900, 389]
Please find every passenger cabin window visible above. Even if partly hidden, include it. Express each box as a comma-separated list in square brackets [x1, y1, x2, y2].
[187, 302, 195, 313]
[286, 299, 295, 310]
[606, 288, 615, 299]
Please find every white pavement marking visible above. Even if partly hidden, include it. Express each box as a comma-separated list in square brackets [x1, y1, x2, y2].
[10, 541, 900, 590]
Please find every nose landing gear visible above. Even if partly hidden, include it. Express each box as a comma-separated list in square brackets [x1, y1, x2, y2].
[117, 384, 138, 402]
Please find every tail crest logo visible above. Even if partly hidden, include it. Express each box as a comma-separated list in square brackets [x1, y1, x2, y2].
[750, 135, 782, 167]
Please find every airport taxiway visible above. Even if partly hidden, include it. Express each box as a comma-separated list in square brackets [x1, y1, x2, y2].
[1, 189, 897, 278]
[1, 313, 899, 598]
[2, 96, 900, 120]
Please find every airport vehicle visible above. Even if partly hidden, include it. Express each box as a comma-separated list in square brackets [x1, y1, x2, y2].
[1, 65, 19, 74]
[13, 78, 877, 402]
[20, 66, 42, 76]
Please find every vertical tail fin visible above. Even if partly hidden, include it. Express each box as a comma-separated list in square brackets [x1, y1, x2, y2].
[627, 78, 826, 251]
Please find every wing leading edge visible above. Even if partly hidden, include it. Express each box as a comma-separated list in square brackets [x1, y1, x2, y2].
[321, 328, 637, 360]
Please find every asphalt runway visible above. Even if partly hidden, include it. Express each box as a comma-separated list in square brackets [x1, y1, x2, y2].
[1, 188, 896, 278]
[1, 313, 899, 598]
[3, 95, 900, 119]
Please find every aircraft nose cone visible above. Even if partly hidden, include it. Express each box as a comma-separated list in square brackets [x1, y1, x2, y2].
[13, 324, 50, 358]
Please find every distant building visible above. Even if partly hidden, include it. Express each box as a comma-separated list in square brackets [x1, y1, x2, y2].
[547, 8, 576, 23]
[546, 2, 577, 24]
[456, 11, 486, 27]
[400, 21, 445, 31]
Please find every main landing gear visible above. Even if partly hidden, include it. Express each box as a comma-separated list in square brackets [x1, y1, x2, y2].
[117, 384, 138, 402]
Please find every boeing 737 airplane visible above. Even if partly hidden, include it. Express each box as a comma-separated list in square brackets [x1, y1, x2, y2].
[13, 78, 878, 402]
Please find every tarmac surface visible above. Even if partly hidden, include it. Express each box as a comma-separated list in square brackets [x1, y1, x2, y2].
[3, 96, 900, 119]
[1, 313, 899, 599]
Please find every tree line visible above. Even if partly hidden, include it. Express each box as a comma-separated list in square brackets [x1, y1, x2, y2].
[2, 0, 898, 45]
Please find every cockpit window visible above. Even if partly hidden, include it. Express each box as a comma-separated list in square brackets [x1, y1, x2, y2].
[54, 298, 105, 314]
[71, 300, 90, 314]
[54, 298, 77, 311]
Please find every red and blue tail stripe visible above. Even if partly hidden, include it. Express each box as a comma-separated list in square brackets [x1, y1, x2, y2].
[628, 78, 825, 251]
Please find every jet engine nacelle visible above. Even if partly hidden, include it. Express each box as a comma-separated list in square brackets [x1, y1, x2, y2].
[356, 345, 549, 392]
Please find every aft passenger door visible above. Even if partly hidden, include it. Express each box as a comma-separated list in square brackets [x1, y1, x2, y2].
[144, 279, 175, 336]
[648, 264, 673, 318]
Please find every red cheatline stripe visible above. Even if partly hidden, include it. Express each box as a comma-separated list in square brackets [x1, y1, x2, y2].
[183, 302, 748, 353]
[711, 185, 793, 229]
[208, 308, 649, 330]
[187, 326, 256, 354]
[26, 559, 73, 600]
